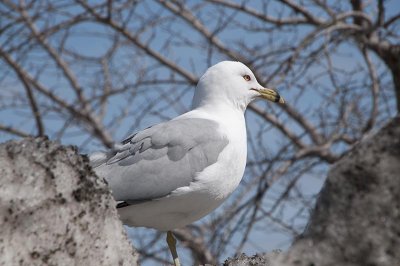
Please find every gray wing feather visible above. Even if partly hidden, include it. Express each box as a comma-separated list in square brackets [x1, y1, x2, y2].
[91, 118, 228, 202]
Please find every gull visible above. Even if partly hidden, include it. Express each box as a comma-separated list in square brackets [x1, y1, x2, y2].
[90, 61, 284, 266]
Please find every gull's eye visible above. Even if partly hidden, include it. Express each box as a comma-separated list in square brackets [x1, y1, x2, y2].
[243, 75, 251, 81]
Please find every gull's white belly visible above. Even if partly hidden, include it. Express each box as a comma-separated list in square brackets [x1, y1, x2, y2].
[118, 139, 246, 231]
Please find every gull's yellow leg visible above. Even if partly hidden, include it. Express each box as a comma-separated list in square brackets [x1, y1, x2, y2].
[166, 231, 180, 266]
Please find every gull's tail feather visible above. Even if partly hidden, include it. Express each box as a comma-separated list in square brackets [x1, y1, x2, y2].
[89, 151, 108, 168]
[89, 143, 126, 168]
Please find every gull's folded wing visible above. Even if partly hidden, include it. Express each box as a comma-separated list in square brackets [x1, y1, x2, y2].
[90, 118, 228, 204]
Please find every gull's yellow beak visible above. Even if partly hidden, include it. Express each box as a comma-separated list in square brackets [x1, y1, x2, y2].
[252, 88, 285, 104]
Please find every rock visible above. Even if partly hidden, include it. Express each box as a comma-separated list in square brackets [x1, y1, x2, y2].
[278, 115, 400, 266]
[0, 137, 138, 266]
[223, 251, 281, 266]
[225, 116, 400, 266]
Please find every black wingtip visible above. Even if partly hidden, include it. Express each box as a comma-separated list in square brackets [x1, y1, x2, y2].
[116, 201, 130, 208]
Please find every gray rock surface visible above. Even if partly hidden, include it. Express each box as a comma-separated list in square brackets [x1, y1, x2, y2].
[0, 137, 138, 266]
[226, 116, 400, 266]
[223, 251, 281, 266]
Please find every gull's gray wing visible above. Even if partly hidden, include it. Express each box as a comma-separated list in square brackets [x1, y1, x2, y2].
[91, 118, 229, 204]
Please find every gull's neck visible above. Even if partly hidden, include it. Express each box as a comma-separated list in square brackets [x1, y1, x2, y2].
[191, 101, 244, 121]
[178, 101, 247, 141]
[192, 94, 249, 114]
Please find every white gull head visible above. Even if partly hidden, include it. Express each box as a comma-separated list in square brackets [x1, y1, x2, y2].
[192, 61, 284, 112]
